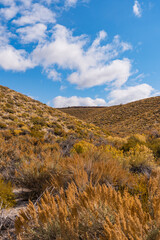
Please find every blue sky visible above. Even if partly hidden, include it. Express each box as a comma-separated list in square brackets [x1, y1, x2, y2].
[0, 0, 159, 107]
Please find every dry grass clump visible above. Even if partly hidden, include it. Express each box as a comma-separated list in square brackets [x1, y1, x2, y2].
[15, 150, 61, 196]
[15, 179, 160, 240]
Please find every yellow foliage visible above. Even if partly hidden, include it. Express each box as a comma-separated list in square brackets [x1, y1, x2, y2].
[0, 178, 15, 208]
[133, 133, 146, 143]
[107, 135, 128, 148]
[13, 129, 22, 136]
[71, 140, 95, 154]
[125, 144, 155, 167]
[15, 182, 160, 240]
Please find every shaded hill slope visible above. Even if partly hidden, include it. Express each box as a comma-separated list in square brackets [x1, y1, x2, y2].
[60, 97, 160, 136]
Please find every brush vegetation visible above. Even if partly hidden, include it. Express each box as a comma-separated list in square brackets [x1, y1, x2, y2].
[60, 97, 160, 136]
[1, 85, 160, 239]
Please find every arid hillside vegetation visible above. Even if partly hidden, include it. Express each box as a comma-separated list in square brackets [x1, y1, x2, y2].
[60, 97, 160, 136]
[1, 85, 160, 240]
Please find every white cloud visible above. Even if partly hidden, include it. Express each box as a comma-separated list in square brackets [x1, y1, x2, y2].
[65, 0, 78, 7]
[17, 23, 47, 43]
[32, 24, 132, 88]
[0, 0, 14, 6]
[0, 45, 34, 71]
[0, 4, 18, 20]
[68, 59, 131, 88]
[0, 25, 12, 45]
[13, 3, 56, 26]
[47, 69, 61, 81]
[133, 0, 142, 17]
[107, 84, 154, 106]
[50, 96, 107, 107]
[65, 0, 89, 8]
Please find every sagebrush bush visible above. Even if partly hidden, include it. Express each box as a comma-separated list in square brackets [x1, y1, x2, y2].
[148, 138, 160, 160]
[71, 140, 95, 154]
[125, 144, 154, 170]
[121, 135, 144, 152]
[0, 178, 15, 208]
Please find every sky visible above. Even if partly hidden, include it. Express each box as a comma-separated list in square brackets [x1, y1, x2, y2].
[0, 0, 159, 107]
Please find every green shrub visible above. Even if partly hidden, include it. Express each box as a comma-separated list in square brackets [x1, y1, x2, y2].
[30, 126, 45, 139]
[31, 117, 46, 126]
[121, 135, 144, 152]
[0, 178, 15, 208]
[148, 138, 160, 160]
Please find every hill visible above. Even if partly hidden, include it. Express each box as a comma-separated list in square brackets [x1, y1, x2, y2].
[60, 96, 160, 136]
[1, 85, 160, 240]
[0, 85, 108, 145]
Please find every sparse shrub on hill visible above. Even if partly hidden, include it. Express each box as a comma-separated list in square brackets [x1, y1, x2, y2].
[31, 116, 46, 127]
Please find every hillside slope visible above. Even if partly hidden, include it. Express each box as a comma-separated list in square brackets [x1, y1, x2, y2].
[60, 97, 160, 136]
[0, 85, 108, 144]
[1, 85, 160, 240]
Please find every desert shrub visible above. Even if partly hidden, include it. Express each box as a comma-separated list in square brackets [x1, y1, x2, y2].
[13, 129, 23, 136]
[31, 117, 46, 127]
[134, 133, 146, 143]
[147, 138, 160, 160]
[30, 125, 45, 139]
[54, 127, 66, 137]
[15, 150, 61, 196]
[15, 182, 160, 240]
[0, 178, 15, 208]
[50, 149, 135, 193]
[20, 126, 31, 135]
[125, 144, 154, 174]
[0, 122, 7, 129]
[71, 140, 95, 154]
[107, 135, 128, 148]
[102, 145, 124, 162]
[59, 135, 77, 156]
[121, 135, 144, 152]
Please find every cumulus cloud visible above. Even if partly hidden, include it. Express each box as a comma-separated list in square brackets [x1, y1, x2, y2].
[0, 25, 12, 45]
[17, 23, 47, 43]
[32, 24, 132, 88]
[107, 84, 154, 106]
[47, 69, 62, 81]
[50, 96, 107, 107]
[12, 3, 56, 26]
[0, 45, 34, 71]
[0, 4, 18, 20]
[133, 0, 142, 17]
